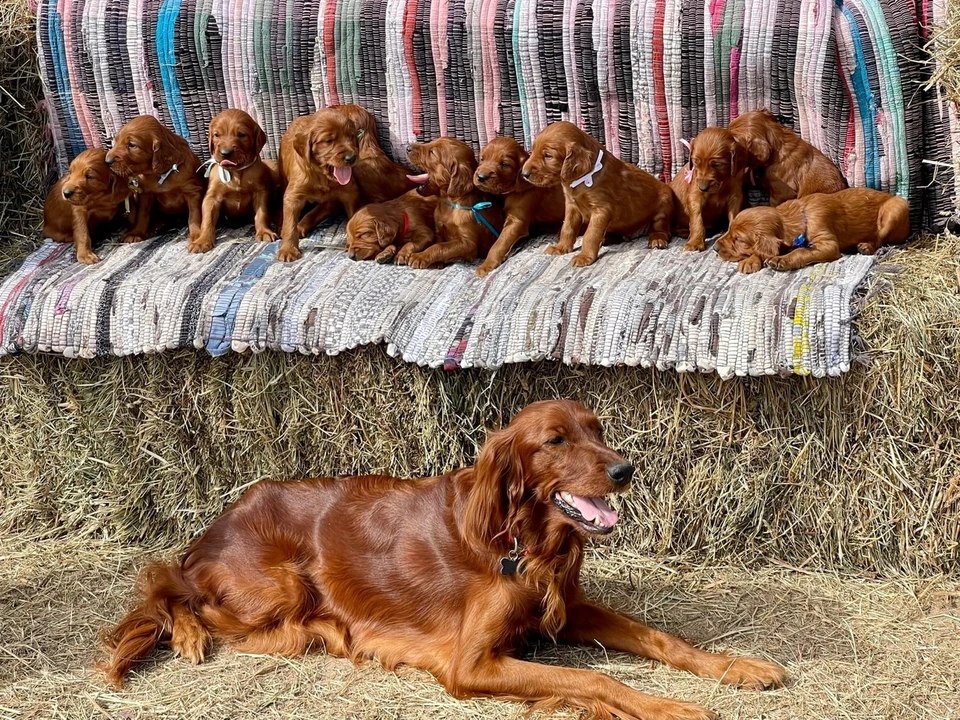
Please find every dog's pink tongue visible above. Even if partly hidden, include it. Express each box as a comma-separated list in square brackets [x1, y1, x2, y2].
[569, 494, 618, 527]
[219, 159, 237, 167]
[333, 166, 353, 185]
[406, 173, 429, 184]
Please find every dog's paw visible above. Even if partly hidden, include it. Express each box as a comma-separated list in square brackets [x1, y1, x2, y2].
[375, 246, 398, 264]
[76, 249, 101, 265]
[187, 237, 215, 254]
[682, 239, 705, 252]
[570, 253, 597, 268]
[856, 242, 877, 255]
[256, 228, 279, 243]
[647, 235, 669, 250]
[545, 243, 573, 256]
[407, 253, 433, 270]
[737, 256, 763, 274]
[476, 259, 498, 277]
[719, 655, 789, 690]
[765, 257, 791, 272]
[658, 700, 719, 720]
[276, 245, 302, 262]
[121, 233, 145, 244]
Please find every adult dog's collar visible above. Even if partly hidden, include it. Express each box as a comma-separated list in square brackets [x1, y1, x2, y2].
[569, 149, 604, 189]
[199, 157, 257, 184]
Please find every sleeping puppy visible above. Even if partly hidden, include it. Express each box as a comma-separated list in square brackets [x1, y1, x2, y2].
[716, 187, 909, 273]
[729, 108, 847, 206]
[43, 148, 132, 264]
[404, 138, 504, 269]
[278, 108, 362, 262]
[521, 121, 674, 267]
[105, 115, 205, 246]
[194, 109, 279, 253]
[334, 104, 418, 204]
[670, 127, 748, 252]
[473, 137, 566, 277]
[345, 190, 438, 263]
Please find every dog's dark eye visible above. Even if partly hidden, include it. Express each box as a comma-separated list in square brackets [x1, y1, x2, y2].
[85, 173, 94, 180]
[213, 132, 220, 138]
[712, 161, 722, 169]
[546, 436, 565, 446]
[325, 139, 333, 145]
[499, 161, 508, 168]
[238, 132, 247, 139]
[543, 153, 553, 160]
[127, 142, 136, 149]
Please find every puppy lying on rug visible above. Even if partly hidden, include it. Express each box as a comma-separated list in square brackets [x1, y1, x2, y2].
[101, 400, 786, 720]
[44, 148, 131, 265]
[345, 189, 438, 263]
[716, 187, 910, 273]
[522, 121, 674, 266]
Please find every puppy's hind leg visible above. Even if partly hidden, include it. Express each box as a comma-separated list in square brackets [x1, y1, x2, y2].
[866, 196, 910, 253]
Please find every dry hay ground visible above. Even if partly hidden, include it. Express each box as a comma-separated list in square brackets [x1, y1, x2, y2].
[0, 534, 958, 720]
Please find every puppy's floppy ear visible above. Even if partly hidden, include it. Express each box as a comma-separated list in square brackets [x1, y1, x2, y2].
[447, 159, 477, 198]
[730, 139, 748, 178]
[373, 217, 394, 247]
[151, 129, 180, 175]
[253, 122, 268, 156]
[560, 142, 594, 184]
[745, 135, 772, 166]
[513, 148, 531, 191]
[207, 121, 217, 159]
[463, 426, 525, 548]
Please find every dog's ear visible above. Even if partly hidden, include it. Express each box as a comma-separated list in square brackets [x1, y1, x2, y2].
[447, 159, 477, 198]
[745, 135, 772, 166]
[207, 121, 217, 159]
[513, 148, 530, 191]
[296, 126, 315, 161]
[151, 130, 180, 175]
[463, 427, 525, 549]
[731, 139, 748, 178]
[254, 122, 268, 157]
[373, 217, 394, 247]
[560, 143, 594, 184]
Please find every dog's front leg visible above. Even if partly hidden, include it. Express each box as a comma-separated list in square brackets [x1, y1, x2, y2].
[446, 654, 716, 720]
[477, 214, 530, 277]
[561, 601, 787, 690]
[765, 234, 842, 271]
[546, 202, 581, 256]
[571, 208, 611, 267]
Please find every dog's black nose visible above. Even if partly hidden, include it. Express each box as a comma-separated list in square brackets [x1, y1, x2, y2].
[606, 463, 634, 485]
[477, 172, 489, 183]
[345, 154, 357, 165]
[104, 155, 114, 166]
[521, 169, 531, 180]
[406, 143, 414, 154]
[347, 251, 357, 260]
[220, 148, 233, 158]
[62, 187, 74, 199]
[698, 182, 711, 193]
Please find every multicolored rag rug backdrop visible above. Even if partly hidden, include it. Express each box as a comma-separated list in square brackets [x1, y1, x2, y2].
[12, 0, 959, 376]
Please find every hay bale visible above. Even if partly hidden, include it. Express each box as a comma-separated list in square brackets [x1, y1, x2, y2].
[0, 0, 50, 271]
[1, 235, 958, 574]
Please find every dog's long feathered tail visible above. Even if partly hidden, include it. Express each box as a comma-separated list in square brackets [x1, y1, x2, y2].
[100, 561, 194, 687]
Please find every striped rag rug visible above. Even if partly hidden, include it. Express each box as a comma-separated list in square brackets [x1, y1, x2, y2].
[0, 225, 877, 378]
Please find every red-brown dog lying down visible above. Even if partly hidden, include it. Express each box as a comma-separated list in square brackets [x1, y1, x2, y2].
[43, 148, 131, 264]
[102, 399, 786, 720]
[473, 136, 566, 277]
[522, 121, 674, 266]
[194, 109, 279, 253]
[105, 115, 205, 247]
[716, 187, 910, 273]
[345, 189, 438, 263]
[728, 109, 847, 206]
[670, 127, 747, 252]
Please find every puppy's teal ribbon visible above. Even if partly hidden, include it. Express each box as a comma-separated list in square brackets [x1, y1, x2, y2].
[446, 200, 499, 238]
[793, 211, 811, 248]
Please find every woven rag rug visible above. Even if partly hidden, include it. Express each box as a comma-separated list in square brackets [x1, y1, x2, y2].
[22, 0, 959, 376]
[0, 226, 877, 378]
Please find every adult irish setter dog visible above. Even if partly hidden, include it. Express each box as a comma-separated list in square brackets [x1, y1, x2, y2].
[102, 400, 786, 720]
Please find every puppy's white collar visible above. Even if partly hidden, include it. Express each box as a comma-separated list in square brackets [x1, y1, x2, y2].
[157, 164, 179, 185]
[199, 157, 256, 184]
[569, 149, 604, 189]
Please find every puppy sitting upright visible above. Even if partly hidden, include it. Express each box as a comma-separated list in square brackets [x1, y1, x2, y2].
[729, 108, 847, 206]
[670, 127, 747, 252]
[473, 137, 566, 277]
[404, 138, 504, 269]
[278, 108, 362, 262]
[44, 148, 131, 264]
[522, 121, 674, 267]
[194, 109, 278, 253]
[345, 190, 438, 263]
[716, 187, 909, 273]
[105, 115, 205, 246]
[335, 104, 418, 204]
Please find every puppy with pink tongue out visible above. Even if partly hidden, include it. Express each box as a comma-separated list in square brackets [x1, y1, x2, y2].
[277, 108, 362, 261]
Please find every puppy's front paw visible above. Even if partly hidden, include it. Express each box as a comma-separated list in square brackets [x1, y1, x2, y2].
[121, 233, 145, 244]
[718, 655, 789, 690]
[570, 253, 597, 268]
[545, 242, 574, 256]
[256, 228, 279, 243]
[187, 237, 215, 254]
[737, 256, 763, 274]
[657, 700, 719, 720]
[476, 259, 499, 277]
[682, 238, 705, 252]
[276, 244, 302, 262]
[76, 249, 101, 265]
[856, 242, 877, 255]
[647, 235, 669, 250]
[765, 257, 791, 271]
[375, 245, 398, 264]
[407, 252, 434, 270]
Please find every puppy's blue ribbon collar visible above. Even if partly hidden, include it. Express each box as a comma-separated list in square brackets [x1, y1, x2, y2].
[446, 200, 499, 237]
[792, 210, 810, 248]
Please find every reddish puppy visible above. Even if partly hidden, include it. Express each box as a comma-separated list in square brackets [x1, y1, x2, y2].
[522, 121, 674, 266]
[335, 104, 418, 204]
[194, 110, 278, 253]
[728, 109, 847, 206]
[716, 187, 909, 273]
[105, 115, 205, 246]
[278, 108, 362, 262]
[102, 399, 786, 720]
[473, 137, 566, 277]
[345, 190, 438, 263]
[404, 138, 504, 268]
[44, 148, 131, 264]
[670, 127, 747, 252]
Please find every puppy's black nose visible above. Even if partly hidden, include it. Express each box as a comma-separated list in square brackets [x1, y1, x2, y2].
[406, 143, 414, 153]
[606, 463, 634, 486]
[347, 251, 357, 260]
[477, 172, 489, 183]
[220, 148, 233, 158]
[104, 155, 114, 166]
[698, 182, 711, 193]
[62, 187, 74, 199]
[345, 154, 357, 165]
[521, 169, 531, 180]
